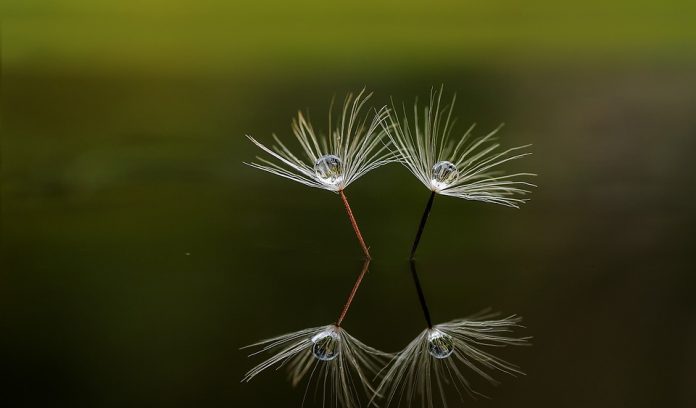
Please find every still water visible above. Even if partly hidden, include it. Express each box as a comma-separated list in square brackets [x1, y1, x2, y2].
[3, 64, 696, 406]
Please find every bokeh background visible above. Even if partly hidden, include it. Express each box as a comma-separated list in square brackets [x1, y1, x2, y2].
[3, 1, 696, 407]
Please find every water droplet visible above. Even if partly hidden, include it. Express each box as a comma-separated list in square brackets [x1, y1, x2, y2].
[430, 161, 458, 190]
[314, 155, 343, 186]
[312, 330, 340, 361]
[428, 330, 455, 359]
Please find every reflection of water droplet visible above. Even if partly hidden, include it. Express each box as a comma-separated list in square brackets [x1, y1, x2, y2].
[314, 155, 343, 186]
[430, 161, 458, 190]
[312, 330, 340, 361]
[427, 330, 455, 359]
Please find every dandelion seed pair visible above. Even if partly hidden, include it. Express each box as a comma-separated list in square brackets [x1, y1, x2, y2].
[246, 89, 534, 259]
[243, 88, 534, 407]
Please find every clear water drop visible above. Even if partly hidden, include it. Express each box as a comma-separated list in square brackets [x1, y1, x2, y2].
[427, 330, 455, 359]
[430, 161, 458, 190]
[312, 330, 340, 361]
[314, 155, 343, 186]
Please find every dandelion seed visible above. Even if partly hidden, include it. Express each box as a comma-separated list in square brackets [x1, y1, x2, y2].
[383, 87, 535, 258]
[245, 90, 395, 258]
[242, 260, 390, 407]
[371, 261, 529, 408]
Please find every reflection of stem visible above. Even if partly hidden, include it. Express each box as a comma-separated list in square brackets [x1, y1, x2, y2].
[336, 259, 370, 327]
[409, 191, 436, 260]
[410, 260, 433, 328]
[339, 190, 371, 259]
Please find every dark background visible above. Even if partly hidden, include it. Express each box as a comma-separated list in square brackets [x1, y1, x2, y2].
[3, 1, 696, 407]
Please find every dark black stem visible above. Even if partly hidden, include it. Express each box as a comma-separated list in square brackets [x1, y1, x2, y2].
[409, 260, 433, 328]
[409, 191, 436, 260]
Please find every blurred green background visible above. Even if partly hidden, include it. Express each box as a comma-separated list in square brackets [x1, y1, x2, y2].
[3, 1, 696, 407]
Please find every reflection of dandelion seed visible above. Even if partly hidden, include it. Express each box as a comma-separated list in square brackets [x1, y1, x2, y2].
[245, 90, 395, 258]
[242, 260, 390, 408]
[242, 325, 388, 408]
[372, 261, 529, 408]
[376, 315, 529, 408]
[383, 87, 535, 258]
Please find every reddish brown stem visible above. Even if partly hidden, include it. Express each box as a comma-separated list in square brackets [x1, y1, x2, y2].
[338, 190, 371, 259]
[336, 259, 370, 327]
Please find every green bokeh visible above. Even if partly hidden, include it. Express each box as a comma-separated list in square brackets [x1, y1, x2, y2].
[3, 1, 696, 407]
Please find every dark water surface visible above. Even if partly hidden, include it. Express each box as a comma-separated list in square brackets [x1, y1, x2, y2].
[3, 63, 696, 407]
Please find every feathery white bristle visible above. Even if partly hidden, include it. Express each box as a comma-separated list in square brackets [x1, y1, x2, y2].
[245, 90, 397, 192]
[383, 87, 535, 207]
[243, 324, 391, 408]
[373, 313, 529, 408]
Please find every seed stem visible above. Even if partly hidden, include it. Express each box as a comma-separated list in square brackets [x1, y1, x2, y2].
[336, 259, 370, 327]
[409, 260, 433, 328]
[339, 190, 371, 259]
[409, 191, 436, 260]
